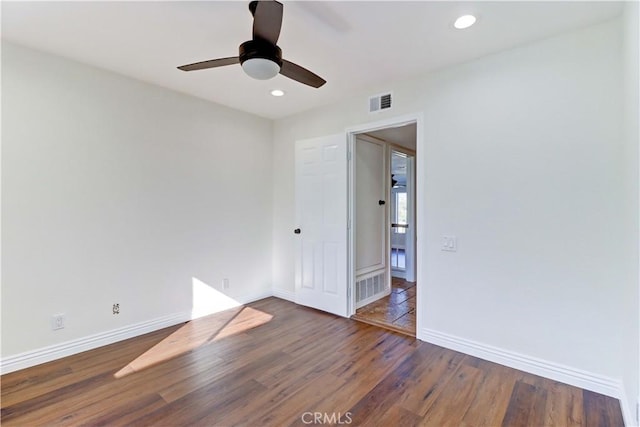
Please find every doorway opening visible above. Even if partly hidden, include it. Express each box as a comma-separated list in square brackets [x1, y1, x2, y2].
[391, 150, 409, 277]
[348, 122, 417, 336]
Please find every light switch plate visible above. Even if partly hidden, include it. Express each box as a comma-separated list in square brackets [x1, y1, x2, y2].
[442, 235, 457, 252]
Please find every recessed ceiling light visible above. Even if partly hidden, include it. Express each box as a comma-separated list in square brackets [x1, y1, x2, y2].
[270, 89, 285, 97]
[454, 14, 476, 30]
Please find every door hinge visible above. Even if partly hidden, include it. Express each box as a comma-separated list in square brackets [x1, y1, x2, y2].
[347, 219, 351, 230]
[347, 150, 352, 161]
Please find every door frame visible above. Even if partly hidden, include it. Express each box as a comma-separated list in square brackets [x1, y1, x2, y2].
[346, 113, 424, 327]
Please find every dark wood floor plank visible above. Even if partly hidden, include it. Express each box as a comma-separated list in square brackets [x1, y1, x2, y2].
[252, 329, 410, 424]
[0, 365, 73, 396]
[133, 378, 267, 426]
[250, 373, 347, 427]
[1, 371, 115, 424]
[397, 345, 467, 417]
[543, 381, 584, 426]
[216, 351, 346, 427]
[375, 405, 422, 427]
[501, 380, 548, 427]
[0, 324, 185, 407]
[419, 363, 484, 426]
[0, 297, 624, 427]
[1, 347, 228, 426]
[460, 358, 521, 426]
[345, 343, 449, 426]
[68, 392, 167, 427]
[583, 389, 625, 427]
[256, 343, 345, 390]
[158, 349, 289, 404]
[299, 337, 415, 423]
[281, 316, 365, 358]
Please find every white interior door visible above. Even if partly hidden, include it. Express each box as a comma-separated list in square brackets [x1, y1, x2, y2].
[294, 134, 348, 317]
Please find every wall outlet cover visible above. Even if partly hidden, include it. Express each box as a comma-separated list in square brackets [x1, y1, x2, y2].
[442, 235, 457, 252]
[51, 313, 65, 330]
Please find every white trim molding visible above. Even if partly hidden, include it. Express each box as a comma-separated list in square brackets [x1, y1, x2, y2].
[617, 387, 637, 427]
[1, 312, 190, 375]
[420, 327, 625, 400]
[231, 290, 274, 306]
[272, 288, 296, 302]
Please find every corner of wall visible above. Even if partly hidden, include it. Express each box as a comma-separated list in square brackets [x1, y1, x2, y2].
[622, 1, 640, 425]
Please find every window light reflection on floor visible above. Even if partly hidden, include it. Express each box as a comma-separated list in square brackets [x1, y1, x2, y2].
[113, 278, 273, 378]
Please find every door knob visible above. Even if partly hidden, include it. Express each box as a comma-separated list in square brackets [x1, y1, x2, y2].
[294, 228, 301, 234]
[378, 200, 386, 205]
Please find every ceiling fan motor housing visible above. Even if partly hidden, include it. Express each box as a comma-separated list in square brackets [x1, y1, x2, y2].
[239, 39, 282, 68]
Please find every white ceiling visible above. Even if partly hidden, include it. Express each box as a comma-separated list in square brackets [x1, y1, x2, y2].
[367, 123, 417, 151]
[1, 1, 623, 120]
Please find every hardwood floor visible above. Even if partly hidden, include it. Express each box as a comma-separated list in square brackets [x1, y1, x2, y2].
[1, 297, 623, 426]
[352, 277, 416, 336]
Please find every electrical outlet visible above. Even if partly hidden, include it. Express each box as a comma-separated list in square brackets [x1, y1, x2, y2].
[223, 278, 230, 290]
[441, 235, 457, 252]
[112, 303, 120, 315]
[51, 313, 65, 330]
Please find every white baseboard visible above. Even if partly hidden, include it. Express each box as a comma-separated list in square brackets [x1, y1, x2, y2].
[0, 290, 275, 375]
[232, 290, 274, 305]
[1, 312, 190, 375]
[419, 327, 623, 399]
[272, 288, 296, 302]
[618, 387, 637, 427]
[391, 270, 406, 279]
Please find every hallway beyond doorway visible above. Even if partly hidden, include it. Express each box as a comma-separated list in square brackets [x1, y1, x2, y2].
[351, 277, 416, 336]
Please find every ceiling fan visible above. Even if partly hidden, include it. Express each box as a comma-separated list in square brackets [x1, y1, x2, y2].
[177, 0, 326, 88]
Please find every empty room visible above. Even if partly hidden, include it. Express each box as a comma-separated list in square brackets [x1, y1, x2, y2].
[2, 1, 639, 426]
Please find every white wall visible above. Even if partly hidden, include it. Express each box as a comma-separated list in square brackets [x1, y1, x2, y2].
[1, 42, 273, 360]
[622, 1, 640, 423]
[273, 17, 633, 401]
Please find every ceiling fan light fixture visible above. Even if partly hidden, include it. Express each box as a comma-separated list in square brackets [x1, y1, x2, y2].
[241, 58, 281, 80]
[454, 14, 477, 29]
[177, 1, 326, 88]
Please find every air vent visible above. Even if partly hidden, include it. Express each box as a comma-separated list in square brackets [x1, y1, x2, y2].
[355, 272, 386, 305]
[369, 92, 392, 113]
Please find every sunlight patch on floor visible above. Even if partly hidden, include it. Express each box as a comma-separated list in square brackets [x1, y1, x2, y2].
[114, 278, 273, 378]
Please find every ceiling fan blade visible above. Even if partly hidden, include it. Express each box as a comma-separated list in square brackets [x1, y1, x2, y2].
[252, 1, 283, 45]
[177, 57, 240, 72]
[280, 60, 326, 88]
